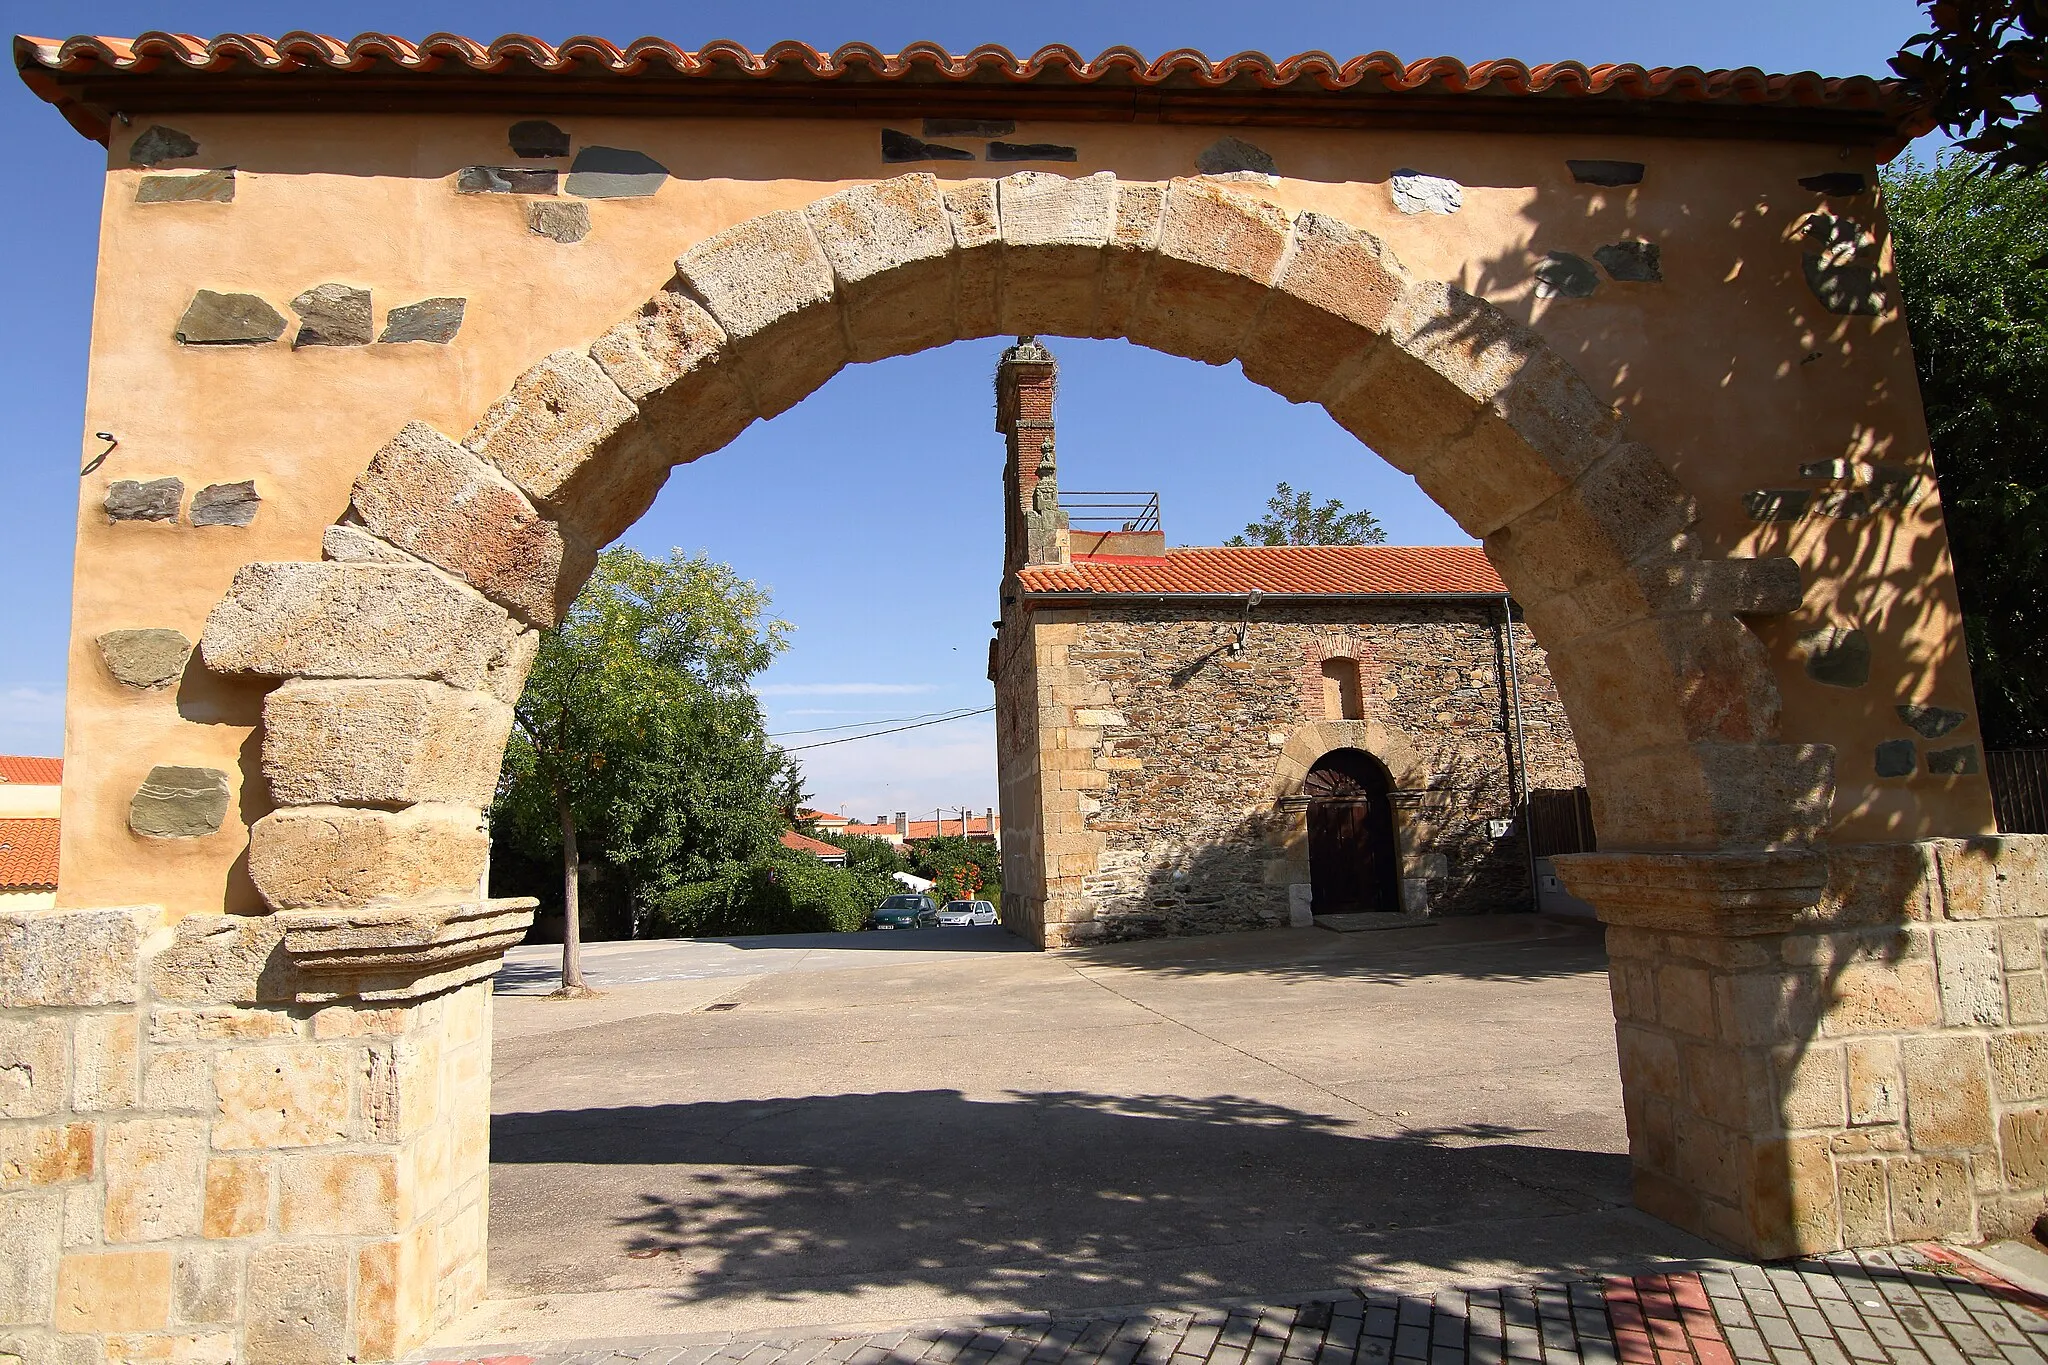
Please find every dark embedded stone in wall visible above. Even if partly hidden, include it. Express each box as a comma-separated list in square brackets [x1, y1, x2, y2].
[1875, 740, 1917, 778]
[1533, 252, 1600, 299]
[1929, 744, 1982, 776]
[509, 120, 571, 158]
[1800, 172, 1868, 196]
[882, 129, 974, 163]
[456, 166, 560, 195]
[129, 126, 199, 166]
[1800, 625, 1871, 689]
[191, 481, 261, 527]
[175, 291, 286, 346]
[923, 118, 1014, 138]
[565, 147, 669, 198]
[1801, 213, 1886, 315]
[1196, 136, 1277, 176]
[1804, 255, 1887, 315]
[129, 766, 231, 839]
[1897, 703, 1967, 739]
[1595, 241, 1662, 282]
[1567, 159, 1644, 186]
[105, 478, 182, 523]
[97, 628, 192, 689]
[988, 141, 1079, 163]
[136, 169, 235, 204]
[290, 284, 372, 348]
[379, 298, 466, 345]
[1744, 489, 1812, 522]
[527, 200, 590, 243]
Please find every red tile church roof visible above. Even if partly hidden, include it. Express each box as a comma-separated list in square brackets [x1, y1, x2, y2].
[1018, 544, 1504, 598]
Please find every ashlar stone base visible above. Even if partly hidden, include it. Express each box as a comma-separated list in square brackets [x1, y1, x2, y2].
[0, 904, 503, 1365]
[1561, 834, 2048, 1259]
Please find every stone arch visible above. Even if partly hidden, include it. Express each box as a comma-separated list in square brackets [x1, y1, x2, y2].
[196, 168, 1816, 927]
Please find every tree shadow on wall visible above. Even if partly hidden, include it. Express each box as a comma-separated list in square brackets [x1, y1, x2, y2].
[487, 1088, 1715, 1310]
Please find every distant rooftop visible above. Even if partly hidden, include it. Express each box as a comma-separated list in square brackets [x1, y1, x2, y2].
[0, 756, 62, 785]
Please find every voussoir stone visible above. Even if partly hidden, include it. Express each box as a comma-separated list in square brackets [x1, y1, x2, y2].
[247, 804, 489, 911]
[807, 174, 957, 361]
[1240, 210, 1408, 403]
[677, 208, 846, 418]
[351, 420, 593, 627]
[464, 349, 673, 547]
[320, 523, 415, 565]
[263, 679, 514, 809]
[96, 628, 192, 689]
[199, 561, 520, 691]
[996, 171, 1118, 337]
[128, 765, 231, 839]
[1133, 178, 1293, 365]
[589, 285, 756, 462]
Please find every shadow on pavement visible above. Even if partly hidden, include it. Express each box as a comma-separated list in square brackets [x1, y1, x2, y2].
[488, 1087, 1694, 1312]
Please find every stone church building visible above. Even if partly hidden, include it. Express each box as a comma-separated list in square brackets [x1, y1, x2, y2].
[990, 338, 1584, 947]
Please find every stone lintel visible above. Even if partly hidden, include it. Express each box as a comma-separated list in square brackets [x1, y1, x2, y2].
[1555, 848, 1827, 934]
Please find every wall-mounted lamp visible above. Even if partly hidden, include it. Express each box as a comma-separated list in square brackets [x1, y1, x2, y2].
[1227, 590, 1264, 656]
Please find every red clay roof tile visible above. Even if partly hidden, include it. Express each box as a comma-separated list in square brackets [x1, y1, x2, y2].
[0, 818, 59, 892]
[1018, 544, 1504, 598]
[780, 829, 846, 858]
[14, 35, 1925, 147]
[0, 756, 62, 785]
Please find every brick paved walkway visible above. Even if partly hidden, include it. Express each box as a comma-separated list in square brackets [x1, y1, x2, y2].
[417, 1247, 2048, 1365]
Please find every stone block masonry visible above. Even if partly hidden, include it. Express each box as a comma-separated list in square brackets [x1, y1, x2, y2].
[0, 903, 497, 1364]
[996, 601, 1581, 945]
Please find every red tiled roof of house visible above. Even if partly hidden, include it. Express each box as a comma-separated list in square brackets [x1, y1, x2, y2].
[14, 35, 1924, 148]
[844, 817, 999, 840]
[1018, 545, 1505, 598]
[0, 818, 60, 891]
[799, 808, 850, 824]
[0, 756, 62, 785]
[780, 829, 846, 858]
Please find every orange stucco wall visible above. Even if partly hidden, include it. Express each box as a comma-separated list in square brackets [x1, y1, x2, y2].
[56, 110, 1994, 917]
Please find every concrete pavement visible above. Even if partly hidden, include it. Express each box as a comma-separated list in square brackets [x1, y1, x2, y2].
[449, 916, 1732, 1348]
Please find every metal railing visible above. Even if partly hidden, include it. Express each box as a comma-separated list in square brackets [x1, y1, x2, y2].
[1058, 491, 1161, 532]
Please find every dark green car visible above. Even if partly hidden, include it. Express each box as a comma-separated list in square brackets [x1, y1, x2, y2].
[867, 894, 940, 930]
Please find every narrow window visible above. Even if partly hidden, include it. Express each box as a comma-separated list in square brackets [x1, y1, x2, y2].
[1321, 658, 1363, 721]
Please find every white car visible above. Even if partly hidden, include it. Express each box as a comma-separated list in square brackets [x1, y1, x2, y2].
[937, 899, 998, 926]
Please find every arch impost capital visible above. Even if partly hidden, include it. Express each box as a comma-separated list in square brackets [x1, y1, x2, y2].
[1552, 849, 1827, 936]
[276, 896, 537, 1003]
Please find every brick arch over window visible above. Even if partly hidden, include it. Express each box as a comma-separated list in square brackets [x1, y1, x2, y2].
[197, 170, 1816, 924]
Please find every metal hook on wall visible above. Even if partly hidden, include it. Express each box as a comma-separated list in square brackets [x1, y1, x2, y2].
[80, 433, 117, 478]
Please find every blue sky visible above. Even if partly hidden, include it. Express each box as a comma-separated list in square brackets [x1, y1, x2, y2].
[0, 0, 1932, 819]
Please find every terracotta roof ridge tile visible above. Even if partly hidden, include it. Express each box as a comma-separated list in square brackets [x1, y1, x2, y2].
[16, 33, 1908, 103]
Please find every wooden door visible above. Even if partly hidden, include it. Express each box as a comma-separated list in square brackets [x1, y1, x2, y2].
[1304, 749, 1399, 913]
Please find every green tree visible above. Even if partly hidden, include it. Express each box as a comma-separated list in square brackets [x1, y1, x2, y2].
[495, 547, 793, 992]
[912, 834, 1002, 903]
[1882, 150, 2048, 746]
[1893, 2, 2047, 174]
[1224, 482, 1387, 546]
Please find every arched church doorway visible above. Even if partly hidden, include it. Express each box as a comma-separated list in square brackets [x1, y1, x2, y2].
[1304, 747, 1400, 914]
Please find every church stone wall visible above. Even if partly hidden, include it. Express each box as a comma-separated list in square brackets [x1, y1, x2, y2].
[1000, 599, 1582, 944]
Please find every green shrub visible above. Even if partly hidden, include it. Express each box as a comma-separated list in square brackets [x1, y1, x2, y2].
[643, 850, 897, 938]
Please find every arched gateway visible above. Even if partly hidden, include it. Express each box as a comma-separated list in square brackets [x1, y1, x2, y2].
[9, 32, 2043, 1362]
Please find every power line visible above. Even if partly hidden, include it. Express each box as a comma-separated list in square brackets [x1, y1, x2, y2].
[767, 705, 984, 738]
[779, 706, 995, 752]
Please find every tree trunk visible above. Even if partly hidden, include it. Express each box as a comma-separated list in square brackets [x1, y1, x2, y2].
[557, 792, 586, 993]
